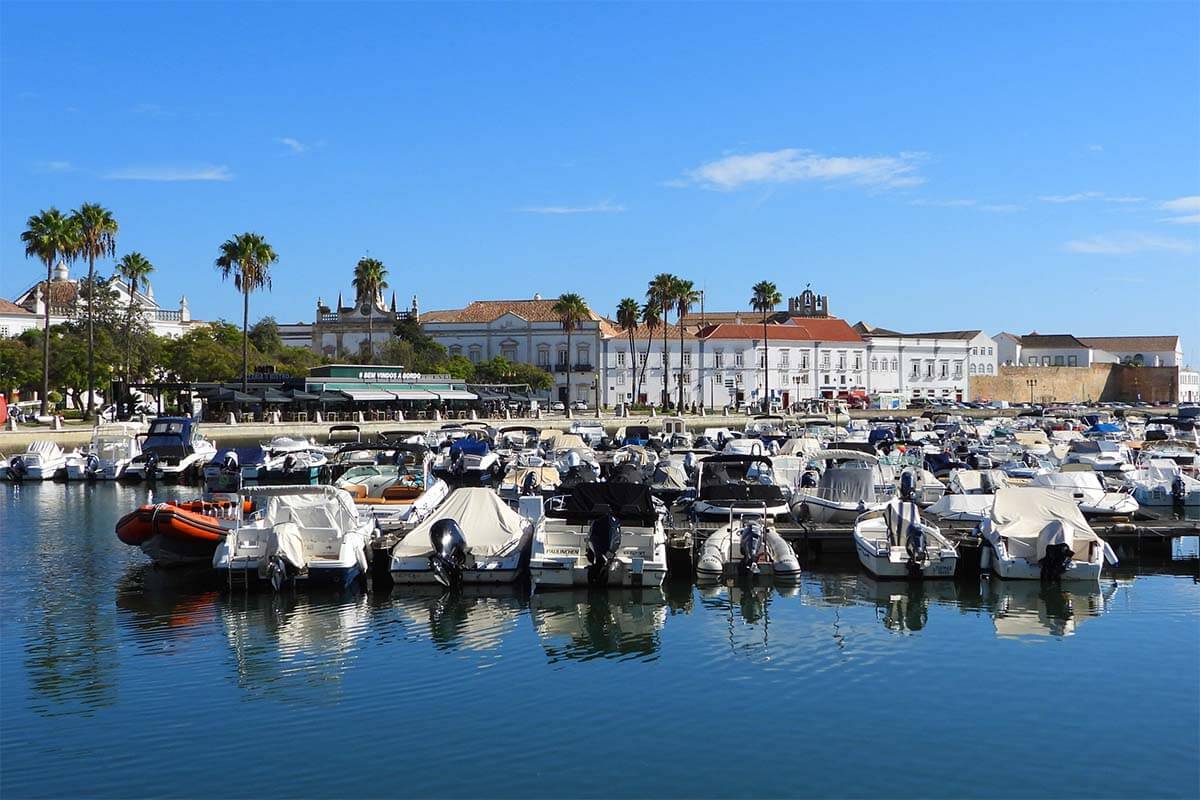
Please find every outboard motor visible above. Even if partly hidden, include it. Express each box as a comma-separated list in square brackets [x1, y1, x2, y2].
[8, 456, 27, 481]
[143, 451, 160, 482]
[738, 520, 766, 574]
[899, 470, 917, 503]
[1039, 543, 1074, 582]
[1172, 475, 1187, 509]
[905, 522, 927, 577]
[83, 452, 102, 480]
[980, 471, 995, 494]
[521, 470, 538, 496]
[429, 518, 468, 588]
[585, 514, 622, 586]
[282, 453, 297, 474]
[800, 469, 818, 489]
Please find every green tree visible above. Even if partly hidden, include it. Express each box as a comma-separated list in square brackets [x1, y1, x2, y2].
[674, 278, 701, 411]
[115, 252, 155, 380]
[616, 297, 640, 406]
[215, 232, 279, 391]
[647, 273, 677, 407]
[21, 208, 79, 415]
[351, 257, 389, 361]
[473, 356, 553, 391]
[249, 316, 283, 354]
[70, 203, 119, 417]
[751, 280, 783, 412]
[552, 293, 589, 406]
[0, 335, 40, 395]
[389, 316, 452, 373]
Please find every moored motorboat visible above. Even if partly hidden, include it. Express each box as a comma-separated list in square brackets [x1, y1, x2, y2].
[334, 443, 449, 529]
[2, 441, 67, 481]
[125, 416, 216, 483]
[65, 423, 143, 480]
[790, 449, 892, 523]
[691, 454, 791, 520]
[978, 487, 1118, 581]
[695, 512, 801, 583]
[852, 499, 958, 579]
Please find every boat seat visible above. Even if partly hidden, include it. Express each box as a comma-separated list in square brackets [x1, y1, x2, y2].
[884, 501, 923, 547]
[344, 484, 369, 500]
[383, 485, 422, 501]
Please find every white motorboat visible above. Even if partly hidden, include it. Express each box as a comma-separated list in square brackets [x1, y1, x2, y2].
[790, 449, 892, 524]
[432, 430, 501, 482]
[852, 499, 958, 579]
[691, 454, 791, 520]
[498, 462, 561, 501]
[947, 468, 1010, 495]
[335, 443, 450, 529]
[1064, 439, 1134, 476]
[530, 484, 668, 590]
[65, 423, 143, 480]
[2, 440, 68, 481]
[212, 485, 374, 590]
[1028, 471, 1139, 518]
[259, 436, 328, 484]
[1126, 458, 1200, 507]
[695, 512, 801, 583]
[979, 487, 1118, 581]
[389, 488, 537, 585]
[568, 419, 606, 447]
[926, 494, 994, 522]
[125, 416, 217, 482]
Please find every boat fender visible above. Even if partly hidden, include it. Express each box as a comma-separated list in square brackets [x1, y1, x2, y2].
[586, 514, 621, 585]
[738, 520, 766, 574]
[267, 554, 290, 592]
[1039, 542, 1074, 582]
[429, 518, 468, 588]
[1172, 476, 1186, 506]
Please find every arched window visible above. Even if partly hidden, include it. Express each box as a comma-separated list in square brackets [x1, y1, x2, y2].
[449, 345, 462, 356]
[969, 363, 977, 374]
[1133, 354, 1145, 366]
[467, 345, 482, 363]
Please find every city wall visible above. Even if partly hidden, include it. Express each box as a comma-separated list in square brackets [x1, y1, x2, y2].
[972, 365, 1179, 404]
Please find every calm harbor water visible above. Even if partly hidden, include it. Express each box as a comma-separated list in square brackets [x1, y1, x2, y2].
[2, 482, 1198, 799]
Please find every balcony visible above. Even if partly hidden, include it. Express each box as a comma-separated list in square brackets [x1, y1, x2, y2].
[554, 363, 570, 373]
[572, 363, 593, 372]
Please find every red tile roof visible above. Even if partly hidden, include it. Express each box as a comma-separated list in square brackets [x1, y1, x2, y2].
[0, 298, 34, 315]
[700, 318, 863, 342]
[424, 298, 604, 325]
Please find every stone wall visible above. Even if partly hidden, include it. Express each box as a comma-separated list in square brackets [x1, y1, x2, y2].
[971, 365, 1180, 403]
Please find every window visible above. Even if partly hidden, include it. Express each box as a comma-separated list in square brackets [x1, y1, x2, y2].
[1068, 355, 1077, 367]
[911, 362, 921, 378]
[891, 359, 898, 371]
[682, 350, 692, 367]
[557, 348, 568, 366]
[501, 345, 518, 361]
[537, 346, 550, 366]
[970, 363, 977, 374]
[449, 345, 463, 356]
[822, 374, 831, 385]
[925, 361, 934, 378]
[871, 358, 878, 371]
[780, 349, 790, 368]
[854, 355, 862, 371]
[1041, 356, 1050, 366]
[800, 353, 809, 370]
[953, 361, 962, 378]
[987, 347, 993, 356]
[735, 352, 744, 367]
[468, 345, 482, 364]
[800, 373, 809, 384]
[616, 350, 626, 367]
[971, 347, 977, 356]
[638, 352, 647, 367]
[1054, 355, 1065, 366]
[940, 361, 948, 379]
[714, 350, 724, 369]
[617, 373, 625, 385]
[837, 352, 847, 370]
[578, 345, 590, 365]
[987, 364, 993, 374]
[821, 352, 831, 369]
[758, 350, 766, 369]
[839, 375, 847, 385]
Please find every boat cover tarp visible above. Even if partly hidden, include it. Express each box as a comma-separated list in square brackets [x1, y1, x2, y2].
[541, 432, 586, 451]
[987, 487, 1098, 561]
[950, 469, 1010, 493]
[816, 467, 874, 503]
[927, 494, 993, 521]
[264, 487, 360, 532]
[501, 465, 560, 490]
[1029, 471, 1103, 492]
[1088, 423, 1122, 434]
[394, 488, 526, 557]
[651, 462, 689, 491]
[1014, 430, 1050, 447]
[554, 483, 657, 525]
[883, 499, 924, 547]
[450, 436, 490, 458]
[264, 522, 308, 571]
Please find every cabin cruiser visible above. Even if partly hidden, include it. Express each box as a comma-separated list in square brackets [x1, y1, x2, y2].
[744, 415, 788, 446]
[325, 424, 363, 449]
[213, 485, 374, 589]
[648, 454, 692, 503]
[691, 454, 791, 520]
[1063, 439, 1134, 476]
[335, 443, 450, 529]
[531, 484, 668, 590]
[568, 419, 606, 448]
[432, 430, 501, 482]
[852, 499, 958, 579]
[695, 512, 801, 583]
[1138, 440, 1198, 470]
[2, 441, 68, 481]
[493, 426, 541, 466]
[257, 437, 328, 485]
[654, 417, 692, 449]
[790, 450, 892, 524]
[1028, 470, 1139, 518]
[978, 487, 1117, 581]
[389, 488, 537, 585]
[65, 423, 143, 480]
[1126, 458, 1200, 507]
[125, 417, 217, 482]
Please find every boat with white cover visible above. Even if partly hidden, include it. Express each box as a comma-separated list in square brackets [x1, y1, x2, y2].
[389, 488, 537, 585]
[2, 441, 68, 481]
[531, 483, 668, 590]
[790, 449, 892, 523]
[212, 485, 374, 590]
[852, 499, 958, 579]
[695, 511, 801, 583]
[1126, 458, 1200, 507]
[1028, 470, 1139, 518]
[979, 487, 1118, 581]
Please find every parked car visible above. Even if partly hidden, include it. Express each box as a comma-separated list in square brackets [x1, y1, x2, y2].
[570, 400, 589, 411]
[550, 401, 566, 412]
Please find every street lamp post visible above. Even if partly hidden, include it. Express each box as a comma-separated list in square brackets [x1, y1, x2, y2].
[1026, 378, 1038, 406]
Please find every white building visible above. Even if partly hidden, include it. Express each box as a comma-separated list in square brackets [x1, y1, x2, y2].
[3, 260, 198, 339]
[993, 333, 1182, 369]
[1180, 369, 1199, 404]
[422, 296, 607, 405]
[855, 326, 973, 403]
[309, 291, 416, 357]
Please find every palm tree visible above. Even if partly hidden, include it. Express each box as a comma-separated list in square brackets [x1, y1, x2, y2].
[70, 204, 119, 418]
[615, 298, 640, 407]
[751, 280, 783, 412]
[636, 302, 660, 404]
[215, 233, 279, 392]
[647, 273, 677, 407]
[351, 257, 389, 361]
[552, 293, 590, 407]
[115, 252, 154, 381]
[674, 278, 701, 412]
[21, 208, 79, 415]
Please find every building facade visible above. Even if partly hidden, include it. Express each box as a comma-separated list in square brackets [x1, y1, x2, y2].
[308, 291, 416, 358]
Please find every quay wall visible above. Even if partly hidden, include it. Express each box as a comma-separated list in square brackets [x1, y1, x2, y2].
[972, 365, 1180, 404]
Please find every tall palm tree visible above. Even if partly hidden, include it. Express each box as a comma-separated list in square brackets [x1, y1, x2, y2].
[552, 293, 590, 407]
[615, 298, 640, 406]
[115, 252, 154, 381]
[215, 233, 279, 392]
[674, 278, 701, 412]
[751, 280, 783, 412]
[647, 273, 677, 407]
[21, 208, 79, 415]
[351, 257, 389, 360]
[636, 302, 660, 403]
[70, 204, 119, 418]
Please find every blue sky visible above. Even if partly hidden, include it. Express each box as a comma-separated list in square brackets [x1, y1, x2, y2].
[2, 2, 1197, 357]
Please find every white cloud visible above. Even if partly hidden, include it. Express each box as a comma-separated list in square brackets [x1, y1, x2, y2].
[979, 204, 1024, 213]
[1161, 196, 1200, 213]
[518, 201, 625, 215]
[910, 198, 1023, 213]
[1039, 191, 1104, 203]
[104, 165, 233, 182]
[35, 160, 73, 173]
[682, 148, 925, 191]
[277, 137, 308, 154]
[1088, 144, 1104, 152]
[1063, 232, 1194, 255]
[910, 198, 975, 208]
[1104, 196, 1144, 204]
[1161, 213, 1200, 225]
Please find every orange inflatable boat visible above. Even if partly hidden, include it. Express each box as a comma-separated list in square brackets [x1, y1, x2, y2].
[116, 498, 250, 567]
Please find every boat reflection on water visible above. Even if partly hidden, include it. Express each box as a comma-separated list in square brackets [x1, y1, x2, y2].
[530, 588, 667, 663]
[852, 575, 965, 634]
[985, 578, 1119, 639]
[382, 583, 527, 652]
[115, 563, 222, 637]
[697, 581, 799, 659]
